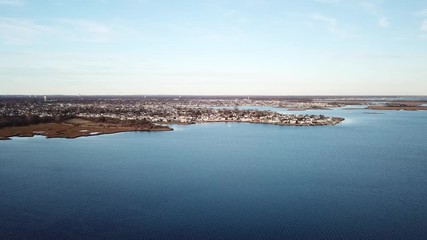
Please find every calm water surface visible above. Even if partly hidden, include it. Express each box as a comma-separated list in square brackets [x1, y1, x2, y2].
[1, 108, 427, 239]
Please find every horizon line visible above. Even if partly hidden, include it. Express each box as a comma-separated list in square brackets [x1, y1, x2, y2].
[1, 94, 426, 97]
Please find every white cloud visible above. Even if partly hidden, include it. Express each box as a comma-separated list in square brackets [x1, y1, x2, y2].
[0, 0, 24, 6]
[309, 14, 359, 39]
[315, 0, 340, 4]
[421, 20, 427, 32]
[378, 16, 390, 28]
[59, 19, 111, 35]
[415, 9, 427, 17]
[310, 14, 355, 38]
[0, 18, 53, 44]
[360, 1, 378, 15]
[57, 19, 114, 43]
[414, 9, 427, 36]
[359, 1, 390, 28]
[310, 14, 338, 33]
[0, 17, 144, 45]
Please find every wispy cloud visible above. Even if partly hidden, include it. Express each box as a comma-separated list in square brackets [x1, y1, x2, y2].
[60, 19, 111, 34]
[0, 17, 143, 45]
[309, 13, 359, 39]
[378, 16, 390, 28]
[310, 14, 338, 33]
[315, 0, 390, 28]
[0, 0, 25, 6]
[415, 9, 427, 39]
[58, 19, 114, 43]
[0, 18, 53, 44]
[314, 0, 340, 4]
[359, 1, 390, 28]
[415, 9, 427, 17]
[421, 20, 427, 32]
[344, 54, 403, 59]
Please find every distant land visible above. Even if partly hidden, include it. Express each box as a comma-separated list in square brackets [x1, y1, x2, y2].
[1, 95, 426, 140]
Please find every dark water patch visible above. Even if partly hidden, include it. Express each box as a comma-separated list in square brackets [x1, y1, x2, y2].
[1, 110, 427, 239]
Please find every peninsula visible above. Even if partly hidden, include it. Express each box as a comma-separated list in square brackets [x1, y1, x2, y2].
[2, 95, 427, 140]
[0, 96, 347, 140]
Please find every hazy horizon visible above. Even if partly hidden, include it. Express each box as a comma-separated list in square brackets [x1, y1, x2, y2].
[2, 94, 427, 97]
[1, 0, 427, 95]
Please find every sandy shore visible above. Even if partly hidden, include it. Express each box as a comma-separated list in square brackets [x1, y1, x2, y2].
[0, 118, 172, 140]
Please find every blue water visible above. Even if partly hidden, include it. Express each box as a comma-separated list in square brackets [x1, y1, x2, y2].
[1, 108, 427, 239]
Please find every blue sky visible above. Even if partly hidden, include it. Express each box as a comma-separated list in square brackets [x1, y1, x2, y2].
[0, 0, 426, 95]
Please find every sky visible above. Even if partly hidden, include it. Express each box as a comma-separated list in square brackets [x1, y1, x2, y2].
[0, 0, 426, 95]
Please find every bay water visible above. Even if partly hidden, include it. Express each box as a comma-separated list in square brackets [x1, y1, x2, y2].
[1, 107, 426, 239]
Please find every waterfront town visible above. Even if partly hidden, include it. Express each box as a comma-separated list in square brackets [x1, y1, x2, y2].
[1, 95, 427, 139]
[0, 96, 344, 128]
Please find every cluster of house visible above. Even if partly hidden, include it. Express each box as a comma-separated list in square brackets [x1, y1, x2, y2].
[75, 107, 343, 126]
[0, 98, 344, 126]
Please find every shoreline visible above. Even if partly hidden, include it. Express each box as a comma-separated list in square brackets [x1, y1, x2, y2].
[0, 117, 345, 140]
[165, 118, 344, 126]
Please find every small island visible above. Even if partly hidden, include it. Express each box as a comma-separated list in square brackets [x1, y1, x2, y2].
[367, 103, 427, 111]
